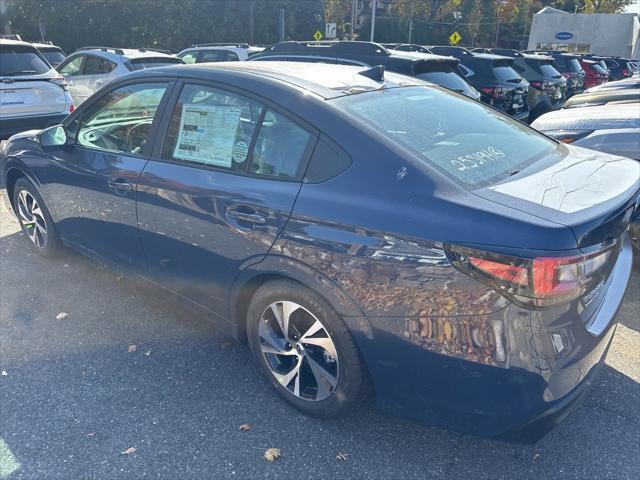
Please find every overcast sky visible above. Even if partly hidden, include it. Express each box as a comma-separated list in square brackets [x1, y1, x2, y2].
[625, 0, 639, 14]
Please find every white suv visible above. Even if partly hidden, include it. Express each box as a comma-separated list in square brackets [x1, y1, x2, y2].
[56, 47, 185, 106]
[0, 39, 74, 139]
[177, 43, 264, 64]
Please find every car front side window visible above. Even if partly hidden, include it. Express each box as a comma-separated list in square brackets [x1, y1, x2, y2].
[75, 82, 169, 155]
[59, 55, 84, 76]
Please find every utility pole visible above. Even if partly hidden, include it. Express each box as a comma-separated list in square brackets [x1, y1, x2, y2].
[408, 0, 414, 44]
[369, 0, 377, 42]
[278, 7, 285, 42]
[351, 0, 356, 39]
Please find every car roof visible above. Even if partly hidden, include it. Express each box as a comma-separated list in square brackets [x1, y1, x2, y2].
[471, 53, 513, 62]
[125, 61, 424, 99]
[0, 39, 37, 48]
[534, 103, 640, 130]
[30, 42, 63, 49]
[72, 47, 175, 61]
[385, 50, 459, 63]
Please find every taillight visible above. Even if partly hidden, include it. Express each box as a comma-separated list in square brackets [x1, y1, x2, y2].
[49, 75, 69, 91]
[622, 68, 630, 77]
[69, 104, 75, 113]
[446, 243, 617, 308]
[481, 86, 505, 100]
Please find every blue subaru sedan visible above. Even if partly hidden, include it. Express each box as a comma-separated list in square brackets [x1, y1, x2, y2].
[2, 62, 639, 441]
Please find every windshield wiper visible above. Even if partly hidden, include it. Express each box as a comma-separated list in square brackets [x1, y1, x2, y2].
[1, 70, 39, 76]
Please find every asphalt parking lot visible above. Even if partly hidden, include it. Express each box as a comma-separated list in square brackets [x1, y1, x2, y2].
[0, 186, 639, 480]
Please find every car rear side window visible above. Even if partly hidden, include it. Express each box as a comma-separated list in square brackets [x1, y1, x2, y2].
[538, 61, 561, 78]
[83, 55, 117, 75]
[75, 82, 169, 155]
[336, 86, 557, 189]
[248, 110, 313, 178]
[162, 84, 264, 172]
[0, 44, 51, 76]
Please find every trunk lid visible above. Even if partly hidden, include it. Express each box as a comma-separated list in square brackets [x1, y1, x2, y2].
[1, 76, 68, 117]
[476, 145, 639, 248]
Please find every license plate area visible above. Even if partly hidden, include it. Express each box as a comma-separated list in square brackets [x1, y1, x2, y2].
[1, 91, 25, 105]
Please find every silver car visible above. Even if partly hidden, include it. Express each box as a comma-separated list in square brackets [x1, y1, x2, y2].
[1, 39, 74, 139]
[532, 103, 640, 160]
[56, 47, 185, 106]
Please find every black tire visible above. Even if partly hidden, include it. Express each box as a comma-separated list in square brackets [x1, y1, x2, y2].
[12, 177, 63, 258]
[247, 279, 369, 417]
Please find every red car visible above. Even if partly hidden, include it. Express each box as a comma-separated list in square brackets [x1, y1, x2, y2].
[580, 59, 609, 89]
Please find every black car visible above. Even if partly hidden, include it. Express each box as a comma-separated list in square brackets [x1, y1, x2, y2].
[388, 43, 432, 54]
[486, 49, 566, 121]
[3, 61, 638, 441]
[600, 57, 635, 81]
[430, 46, 529, 120]
[249, 41, 481, 100]
[32, 41, 66, 68]
[525, 51, 585, 98]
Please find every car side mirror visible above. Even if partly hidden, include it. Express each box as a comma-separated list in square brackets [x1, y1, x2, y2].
[39, 125, 68, 148]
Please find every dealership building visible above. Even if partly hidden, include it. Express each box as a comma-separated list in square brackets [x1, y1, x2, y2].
[527, 7, 640, 59]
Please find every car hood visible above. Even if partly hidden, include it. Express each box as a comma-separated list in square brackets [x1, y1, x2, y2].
[475, 145, 640, 247]
[532, 104, 640, 131]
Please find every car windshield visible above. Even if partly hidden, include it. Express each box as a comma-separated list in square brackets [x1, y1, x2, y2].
[413, 61, 476, 96]
[491, 60, 521, 82]
[0, 44, 51, 76]
[334, 86, 557, 189]
[566, 57, 582, 73]
[129, 57, 184, 70]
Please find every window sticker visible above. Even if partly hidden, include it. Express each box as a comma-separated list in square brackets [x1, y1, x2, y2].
[173, 104, 242, 167]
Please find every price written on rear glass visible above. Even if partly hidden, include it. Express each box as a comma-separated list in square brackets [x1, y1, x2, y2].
[451, 147, 505, 171]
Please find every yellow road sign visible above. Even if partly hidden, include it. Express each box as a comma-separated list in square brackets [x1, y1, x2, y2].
[313, 30, 323, 41]
[449, 31, 462, 45]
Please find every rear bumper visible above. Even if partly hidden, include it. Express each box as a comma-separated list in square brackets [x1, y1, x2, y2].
[347, 234, 633, 441]
[0, 113, 68, 140]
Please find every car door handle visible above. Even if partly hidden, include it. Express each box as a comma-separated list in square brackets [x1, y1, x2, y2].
[226, 207, 266, 225]
[108, 178, 133, 192]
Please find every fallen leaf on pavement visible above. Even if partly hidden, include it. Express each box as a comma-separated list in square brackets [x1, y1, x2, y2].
[144, 349, 151, 356]
[221, 340, 233, 349]
[56, 312, 69, 320]
[1, 370, 7, 376]
[533, 453, 540, 460]
[336, 452, 348, 461]
[239, 423, 251, 431]
[86, 432, 96, 437]
[122, 447, 137, 455]
[128, 344, 137, 353]
[264, 448, 281, 462]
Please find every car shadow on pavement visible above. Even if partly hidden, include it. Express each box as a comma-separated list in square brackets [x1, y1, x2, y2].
[1, 229, 639, 479]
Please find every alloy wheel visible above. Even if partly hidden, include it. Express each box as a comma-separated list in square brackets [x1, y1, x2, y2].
[17, 190, 48, 248]
[258, 301, 339, 401]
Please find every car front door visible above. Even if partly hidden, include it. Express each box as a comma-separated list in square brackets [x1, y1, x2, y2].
[136, 82, 315, 317]
[58, 54, 91, 105]
[45, 80, 172, 270]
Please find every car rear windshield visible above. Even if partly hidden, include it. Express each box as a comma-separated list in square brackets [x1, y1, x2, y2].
[0, 44, 51, 76]
[128, 57, 184, 70]
[413, 61, 476, 96]
[41, 50, 66, 65]
[537, 61, 562, 78]
[490, 60, 521, 82]
[335, 86, 557, 189]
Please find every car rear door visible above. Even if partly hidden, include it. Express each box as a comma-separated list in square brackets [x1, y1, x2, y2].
[136, 81, 315, 316]
[81, 54, 117, 97]
[46, 80, 173, 270]
[0, 43, 67, 118]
